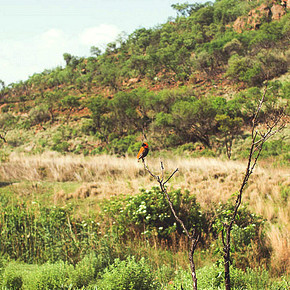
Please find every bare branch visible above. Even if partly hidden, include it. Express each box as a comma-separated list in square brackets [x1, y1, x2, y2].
[222, 83, 287, 290]
[142, 159, 159, 180]
[0, 133, 7, 143]
[160, 160, 165, 183]
[141, 158, 199, 289]
[161, 183, 192, 239]
[252, 82, 268, 137]
[164, 168, 179, 185]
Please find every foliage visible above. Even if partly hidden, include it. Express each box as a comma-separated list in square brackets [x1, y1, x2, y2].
[215, 114, 243, 158]
[101, 187, 207, 241]
[1, 0, 289, 158]
[28, 105, 50, 126]
[171, 264, 284, 290]
[211, 202, 265, 250]
[260, 138, 290, 158]
[226, 54, 264, 86]
[61, 95, 81, 123]
[97, 256, 161, 290]
[0, 113, 17, 143]
[3, 0, 288, 102]
[0, 202, 100, 264]
[1, 261, 25, 290]
[0, 254, 111, 290]
[23, 261, 73, 290]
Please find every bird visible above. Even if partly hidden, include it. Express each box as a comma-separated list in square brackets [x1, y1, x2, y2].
[137, 142, 149, 162]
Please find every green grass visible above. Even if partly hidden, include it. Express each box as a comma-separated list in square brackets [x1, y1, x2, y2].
[0, 181, 80, 206]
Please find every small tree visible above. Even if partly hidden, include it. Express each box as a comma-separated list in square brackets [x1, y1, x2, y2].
[61, 95, 81, 123]
[63, 53, 73, 66]
[221, 83, 287, 290]
[90, 46, 102, 57]
[43, 91, 62, 123]
[0, 113, 17, 143]
[142, 160, 200, 290]
[215, 114, 243, 159]
[0, 79, 5, 98]
[86, 95, 109, 135]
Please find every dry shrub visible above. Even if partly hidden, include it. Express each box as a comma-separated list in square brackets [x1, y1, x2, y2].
[69, 183, 100, 199]
[53, 190, 67, 204]
[54, 183, 100, 202]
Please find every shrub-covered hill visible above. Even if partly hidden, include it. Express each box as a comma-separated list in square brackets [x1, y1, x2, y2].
[0, 0, 289, 158]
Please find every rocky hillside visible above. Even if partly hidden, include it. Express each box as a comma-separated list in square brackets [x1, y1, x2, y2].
[0, 0, 289, 159]
[234, 0, 289, 32]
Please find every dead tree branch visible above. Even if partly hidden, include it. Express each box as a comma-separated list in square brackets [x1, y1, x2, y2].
[142, 159, 199, 290]
[222, 84, 287, 290]
[0, 133, 7, 143]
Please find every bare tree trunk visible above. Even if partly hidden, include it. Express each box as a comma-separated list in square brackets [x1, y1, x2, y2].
[225, 136, 232, 160]
[189, 238, 198, 289]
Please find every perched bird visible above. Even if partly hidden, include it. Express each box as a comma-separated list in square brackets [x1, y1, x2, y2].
[137, 142, 149, 162]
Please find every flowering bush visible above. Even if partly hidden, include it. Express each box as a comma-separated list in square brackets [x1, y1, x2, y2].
[101, 186, 207, 241]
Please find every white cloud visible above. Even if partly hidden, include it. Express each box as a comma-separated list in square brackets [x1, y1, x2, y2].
[79, 24, 121, 46]
[39, 28, 65, 47]
[0, 24, 121, 84]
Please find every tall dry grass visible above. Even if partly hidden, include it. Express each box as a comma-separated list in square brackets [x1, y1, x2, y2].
[266, 224, 290, 275]
[1, 152, 289, 273]
[1, 152, 288, 206]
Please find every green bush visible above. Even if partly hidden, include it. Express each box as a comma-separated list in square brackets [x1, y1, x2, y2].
[211, 202, 265, 251]
[51, 140, 70, 153]
[97, 256, 161, 290]
[24, 261, 73, 290]
[69, 252, 112, 288]
[171, 264, 274, 290]
[1, 262, 24, 290]
[226, 54, 264, 86]
[270, 277, 290, 290]
[2, 257, 104, 289]
[28, 105, 50, 126]
[70, 255, 96, 288]
[109, 134, 138, 156]
[101, 187, 207, 241]
[260, 138, 290, 158]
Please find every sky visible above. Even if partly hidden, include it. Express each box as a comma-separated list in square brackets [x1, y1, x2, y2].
[0, 0, 207, 85]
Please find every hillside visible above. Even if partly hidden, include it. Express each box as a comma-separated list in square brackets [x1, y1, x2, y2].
[0, 0, 289, 160]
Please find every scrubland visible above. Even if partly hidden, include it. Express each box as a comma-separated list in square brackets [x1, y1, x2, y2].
[0, 152, 289, 288]
[2, 152, 288, 216]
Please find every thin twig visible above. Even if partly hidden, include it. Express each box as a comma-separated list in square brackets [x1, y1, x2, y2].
[252, 82, 268, 137]
[164, 168, 179, 185]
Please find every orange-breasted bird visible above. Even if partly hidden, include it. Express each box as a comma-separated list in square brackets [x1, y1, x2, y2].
[137, 142, 149, 162]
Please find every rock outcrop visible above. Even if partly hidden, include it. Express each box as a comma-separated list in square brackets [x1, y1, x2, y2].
[233, 1, 288, 33]
[282, 0, 290, 9]
[271, 3, 286, 20]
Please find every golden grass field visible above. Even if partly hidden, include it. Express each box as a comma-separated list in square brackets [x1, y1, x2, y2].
[0, 152, 289, 273]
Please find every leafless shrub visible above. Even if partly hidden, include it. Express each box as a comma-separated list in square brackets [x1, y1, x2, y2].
[221, 83, 287, 290]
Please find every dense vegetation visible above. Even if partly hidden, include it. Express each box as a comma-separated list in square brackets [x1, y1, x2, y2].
[0, 0, 289, 159]
[0, 0, 289, 288]
[0, 185, 288, 289]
